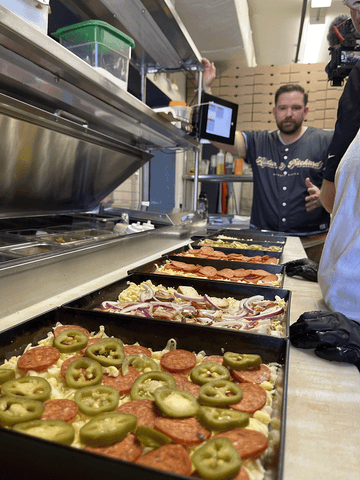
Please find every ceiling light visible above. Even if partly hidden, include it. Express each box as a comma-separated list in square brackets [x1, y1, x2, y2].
[311, 0, 332, 7]
[302, 22, 327, 63]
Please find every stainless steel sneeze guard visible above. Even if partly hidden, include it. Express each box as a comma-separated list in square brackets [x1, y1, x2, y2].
[0, 93, 152, 217]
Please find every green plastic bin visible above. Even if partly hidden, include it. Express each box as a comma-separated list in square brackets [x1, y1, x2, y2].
[52, 20, 135, 90]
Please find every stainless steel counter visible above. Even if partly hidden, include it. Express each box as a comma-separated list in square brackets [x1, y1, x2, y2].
[0, 236, 359, 479]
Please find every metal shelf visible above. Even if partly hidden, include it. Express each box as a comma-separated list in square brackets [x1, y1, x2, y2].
[183, 174, 254, 182]
[0, 6, 199, 151]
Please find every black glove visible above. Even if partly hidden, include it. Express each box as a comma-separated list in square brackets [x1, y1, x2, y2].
[283, 258, 318, 282]
[290, 310, 360, 370]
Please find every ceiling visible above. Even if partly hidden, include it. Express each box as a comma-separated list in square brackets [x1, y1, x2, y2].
[173, 0, 348, 69]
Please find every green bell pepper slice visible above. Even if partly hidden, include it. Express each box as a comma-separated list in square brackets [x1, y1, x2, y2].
[130, 371, 176, 401]
[154, 387, 199, 418]
[0, 396, 45, 427]
[13, 419, 75, 446]
[79, 411, 137, 447]
[85, 338, 125, 367]
[190, 362, 230, 385]
[121, 354, 158, 376]
[0, 368, 15, 385]
[191, 437, 242, 480]
[197, 406, 249, 431]
[135, 425, 172, 449]
[74, 385, 120, 416]
[223, 352, 262, 371]
[65, 357, 103, 389]
[1, 376, 51, 402]
[198, 380, 243, 406]
[53, 329, 88, 354]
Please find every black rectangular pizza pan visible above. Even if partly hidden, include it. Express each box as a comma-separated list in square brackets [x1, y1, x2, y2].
[163, 244, 283, 264]
[0, 307, 289, 480]
[61, 272, 291, 337]
[129, 255, 284, 288]
[191, 229, 287, 245]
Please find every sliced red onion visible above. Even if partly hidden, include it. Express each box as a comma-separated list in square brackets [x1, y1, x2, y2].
[139, 283, 155, 302]
[138, 308, 153, 318]
[203, 294, 223, 310]
[120, 303, 152, 315]
[174, 291, 205, 302]
[242, 306, 283, 320]
[178, 305, 197, 313]
[243, 295, 264, 315]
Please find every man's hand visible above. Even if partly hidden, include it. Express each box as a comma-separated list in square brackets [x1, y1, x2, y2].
[305, 177, 321, 211]
[201, 58, 216, 93]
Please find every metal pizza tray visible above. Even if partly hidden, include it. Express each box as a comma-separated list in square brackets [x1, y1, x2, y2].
[0, 307, 289, 480]
[163, 244, 283, 264]
[129, 255, 285, 288]
[61, 272, 291, 337]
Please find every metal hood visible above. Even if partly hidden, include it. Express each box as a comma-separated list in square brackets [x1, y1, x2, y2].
[0, 93, 152, 218]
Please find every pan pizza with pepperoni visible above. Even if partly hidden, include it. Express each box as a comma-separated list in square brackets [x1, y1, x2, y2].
[0, 324, 283, 480]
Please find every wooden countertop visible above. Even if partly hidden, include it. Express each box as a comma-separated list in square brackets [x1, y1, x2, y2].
[1, 235, 359, 479]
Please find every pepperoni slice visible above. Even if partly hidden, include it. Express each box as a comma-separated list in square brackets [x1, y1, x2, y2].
[136, 444, 192, 476]
[231, 467, 250, 480]
[201, 355, 224, 364]
[124, 345, 152, 358]
[17, 346, 60, 372]
[41, 399, 78, 423]
[160, 349, 197, 374]
[102, 366, 140, 395]
[230, 383, 267, 415]
[116, 399, 158, 428]
[154, 417, 211, 446]
[231, 364, 271, 384]
[60, 355, 84, 379]
[85, 434, 142, 462]
[213, 428, 268, 459]
[54, 325, 90, 338]
[172, 373, 201, 397]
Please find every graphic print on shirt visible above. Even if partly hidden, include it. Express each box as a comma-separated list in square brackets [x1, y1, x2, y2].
[255, 157, 324, 172]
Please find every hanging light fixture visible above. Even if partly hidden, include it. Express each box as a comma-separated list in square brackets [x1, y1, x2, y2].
[311, 0, 332, 7]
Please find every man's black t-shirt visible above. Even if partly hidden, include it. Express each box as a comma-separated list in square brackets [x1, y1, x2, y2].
[242, 127, 333, 234]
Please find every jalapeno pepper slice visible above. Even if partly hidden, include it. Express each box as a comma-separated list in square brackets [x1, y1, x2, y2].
[0, 396, 45, 427]
[53, 329, 88, 354]
[154, 387, 199, 418]
[135, 425, 172, 449]
[1, 376, 51, 402]
[74, 385, 120, 416]
[130, 371, 176, 401]
[190, 362, 230, 386]
[197, 406, 249, 432]
[198, 380, 243, 406]
[85, 338, 125, 367]
[0, 368, 15, 385]
[121, 355, 159, 376]
[79, 411, 137, 447]
[223, 352, 262, 371]
[191, 437, 242, 480]
[13, 419, 75, 446]
[65, 357, 103, 389]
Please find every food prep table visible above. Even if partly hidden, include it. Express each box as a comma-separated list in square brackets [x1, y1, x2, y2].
[1, 236, 359, 480]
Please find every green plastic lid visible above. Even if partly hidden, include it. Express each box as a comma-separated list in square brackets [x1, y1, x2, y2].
[52, 20, 135, 50]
